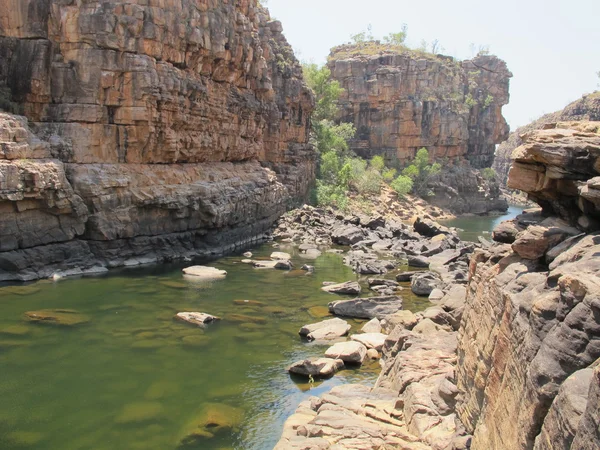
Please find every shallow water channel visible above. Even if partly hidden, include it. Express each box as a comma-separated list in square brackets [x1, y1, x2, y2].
[0, 244, 433, 450]
[442, 205, 525, 242]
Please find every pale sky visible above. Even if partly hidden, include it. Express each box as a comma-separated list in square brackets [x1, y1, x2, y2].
[265, 0, 600, 130]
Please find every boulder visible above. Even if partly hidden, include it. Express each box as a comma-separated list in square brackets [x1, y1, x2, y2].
[396, 271, 420, 282]
[367, 278, 399, 287]
[361, 318, 382, 334]
[350, 333, 387, 351]
[329, 296, 403, 319]
[321, 281, 361, 295]
[408, 255, 430, 268]
[324, 341, 368, 364]
[299, 318, 351, 341]
[331, 225, 364, 245]
[492, 220, 522, 244]
[512, 218, 580, 260]
[411, 272, 443, 296]
[383, 310, 418, 332]
[413, 217, 449, 237]
[287, 357, 344, 378]
[175, 312, 221, 327]
[429, 289, 445, 302]
[274, 260, 293, 270]
[182, 266, 227, 279]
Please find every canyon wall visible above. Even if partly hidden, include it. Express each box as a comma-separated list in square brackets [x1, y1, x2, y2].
[494, 92, 600, 185]
[0, 0, 315, 281]
[457, 121, 600, 449]
[328, 45, 511, 213]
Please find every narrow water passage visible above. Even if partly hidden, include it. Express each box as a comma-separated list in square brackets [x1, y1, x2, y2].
[0, 244, 430, 450]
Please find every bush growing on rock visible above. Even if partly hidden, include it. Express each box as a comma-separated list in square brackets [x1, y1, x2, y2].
[402, 148, 441, 197]
[390, 175, 413, 197]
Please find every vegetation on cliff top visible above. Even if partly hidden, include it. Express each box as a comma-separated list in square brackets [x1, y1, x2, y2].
[303, 63, 442, 210]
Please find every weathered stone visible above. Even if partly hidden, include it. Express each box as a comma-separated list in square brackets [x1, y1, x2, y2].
[175, 312, 220, 328]
[324, 341, 367, 365]
[511, 218, 580, 260]
[361, 318, 382, 334]
[321, 281, 361, 295]
[270, 252, 291, 261]
[287, 357, 344, 378]
[24, 309, 90, 326]
[350, 333, 387, 351]
[182, 266, 227, 279]
[411, 272, 443, 296]
[329, 296, 403, 319]
[408, 255, 430, 268]
[331, 225, 364, 246]
[299, 318, 351, 341]
[0, 1, 315, 281]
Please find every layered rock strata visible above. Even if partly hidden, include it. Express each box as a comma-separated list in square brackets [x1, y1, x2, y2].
[328, 45, 510, 213]
[277, 122, 600, 449]
[0, 0, 314, 281]
[494, 92, 600, 184]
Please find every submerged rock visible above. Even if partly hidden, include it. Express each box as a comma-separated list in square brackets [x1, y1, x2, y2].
[175, 312, 221, 328]
[287, 357, 344, 378]
[179, 403, 243, 445]
[115, 401, 164, 424]
[24, 309, 90, 326]
[299, 318, 351, 341]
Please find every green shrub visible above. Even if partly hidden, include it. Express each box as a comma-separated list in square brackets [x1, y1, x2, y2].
[390, 175, 413, 197]
[355, 169, 383, 195]
[315, 182, 348, 210]
[401, 148, 441, 197]
[481, 167, 497, 181]
[369, 155, 385, 172]
[382, 167, 397, 182]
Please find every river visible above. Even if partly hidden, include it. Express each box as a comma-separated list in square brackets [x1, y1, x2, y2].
[0, 207, 522, 450]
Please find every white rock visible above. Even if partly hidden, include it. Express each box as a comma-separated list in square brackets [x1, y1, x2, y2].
[271, 251, 291, 260]
[325, 341, 367, 364]
[350, 333, 387, 351]
[361, 318, 382, 334]
[287, 357, 344, 378]
[182, 266, 227, 279]
[299, 318, 351, 341]
[175, 312, 221, 327]
[243, 252, 253, 258]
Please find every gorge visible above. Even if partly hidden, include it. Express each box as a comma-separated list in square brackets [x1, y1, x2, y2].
[1, 1, 599, 450]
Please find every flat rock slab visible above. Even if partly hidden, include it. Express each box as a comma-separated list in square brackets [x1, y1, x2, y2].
[350, 333, 387, 351]
[324, 341, 367, 364]
[321, 281, 361, 295]
[271, 251, 291, 260]
[329, 296, 403, 319]
[287, 357, 344, 378]
[24, 309, 90, 326]
[299, 318, 351, 341]
[175, 312, 221, 327]
[182, 266, 227, 279]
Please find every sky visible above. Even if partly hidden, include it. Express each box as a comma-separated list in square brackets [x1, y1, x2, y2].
[265, 0, 600, 130]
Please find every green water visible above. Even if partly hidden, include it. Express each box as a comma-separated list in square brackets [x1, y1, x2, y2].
[0, 244, 432, 450]
[442, 205, 525, 242]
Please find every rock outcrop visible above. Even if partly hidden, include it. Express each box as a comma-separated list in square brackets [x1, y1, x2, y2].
[327, 44, 510, 213]
[0, 0, 315, 281]
[456, 121, 600, 448]
[494, 92, 600, 185]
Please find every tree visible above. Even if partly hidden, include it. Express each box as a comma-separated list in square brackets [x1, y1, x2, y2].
[302, 64, 344, 122]
[383, 24, 408, 46]
[391, 175, 413, 197]
[401, 148, 441, 197]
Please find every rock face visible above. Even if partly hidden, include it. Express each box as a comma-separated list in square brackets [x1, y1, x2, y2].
[0, 0, 314, 281]
[508, 121, 600, 230]
[327, 45, 510, 214]
[456, 123, 600, 448]
[494, 92, 600, 185]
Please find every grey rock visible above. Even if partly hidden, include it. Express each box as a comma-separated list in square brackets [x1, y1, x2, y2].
[329, 296, 403, 319]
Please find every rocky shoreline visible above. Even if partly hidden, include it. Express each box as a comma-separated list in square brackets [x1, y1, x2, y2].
[274, 121, 600, 450]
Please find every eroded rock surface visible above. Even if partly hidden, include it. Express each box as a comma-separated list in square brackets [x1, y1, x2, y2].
[0, 0, 314, 281]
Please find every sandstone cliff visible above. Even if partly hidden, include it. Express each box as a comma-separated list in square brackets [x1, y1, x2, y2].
[457, 121, 600, 449]
[494, 92, 600, 185]
[328, 44, 511, 214]
[0, 0, 315, 281]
